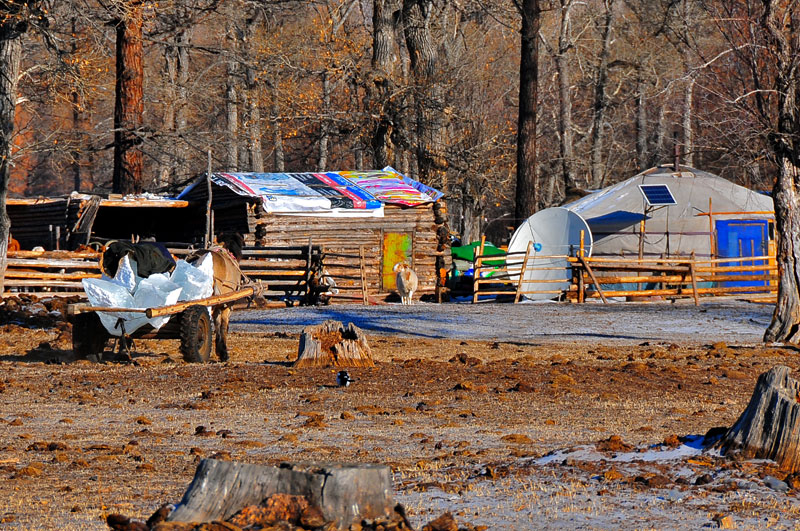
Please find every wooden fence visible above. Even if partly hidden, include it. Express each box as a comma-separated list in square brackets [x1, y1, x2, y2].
[2, 250, 102, 297]
[2, 245, 332, 306]
[471, 238, 777, 304]
[321, 246, 370, 304]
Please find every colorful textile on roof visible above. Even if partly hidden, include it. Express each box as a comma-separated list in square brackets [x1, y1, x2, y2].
[215, 172, 381, 213]
[340, 167, 444, 206]
[180, 166, 442, 215]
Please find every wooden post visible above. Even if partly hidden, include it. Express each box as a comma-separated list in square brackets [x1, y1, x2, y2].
[688, 251, 699, 306]
[578, 229, 586, 302]
[708, 197, 714, 260]
[689, 263, 700, 306]
[578, 255, 608, 303]
[359, 245, 368, 305]
[305, 237, 313, 299]
[514, 241, 533, 303]
[638, 219, 645, 262]
[205, 150, 213, 248]
[472, 235, 486, 304]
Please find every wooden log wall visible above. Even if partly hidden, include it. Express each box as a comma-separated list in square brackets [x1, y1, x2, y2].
[2, 250, 102, 298]
[8, 198, 82, 250]
[244, 203, 450, 300]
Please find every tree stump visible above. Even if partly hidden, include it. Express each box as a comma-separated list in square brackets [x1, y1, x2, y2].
[166, 459, 394, 527]
[294, 320, 374, 368]
[714, 365, 800, 472]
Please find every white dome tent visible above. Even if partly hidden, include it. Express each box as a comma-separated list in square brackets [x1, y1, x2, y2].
[564, 165, 774, 260]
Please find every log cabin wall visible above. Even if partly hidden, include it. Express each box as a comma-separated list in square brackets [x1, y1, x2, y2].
[8, 198, 82, 250]
[242, 203, 450, 300]
[181, 180, 450, 300]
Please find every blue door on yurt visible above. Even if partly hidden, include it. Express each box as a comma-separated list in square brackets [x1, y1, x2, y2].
[715, 220, 769, 287]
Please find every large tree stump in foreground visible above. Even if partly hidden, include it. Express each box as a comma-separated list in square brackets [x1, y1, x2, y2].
[714, 365, 800, 472]
[167, 459, 394, 526]
[294, 320, 374, 368]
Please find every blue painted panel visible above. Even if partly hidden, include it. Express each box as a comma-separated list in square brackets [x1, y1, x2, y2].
[716, 220, 768, 287]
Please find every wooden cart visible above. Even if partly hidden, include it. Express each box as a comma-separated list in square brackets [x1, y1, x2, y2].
[67, 286, 258, 363]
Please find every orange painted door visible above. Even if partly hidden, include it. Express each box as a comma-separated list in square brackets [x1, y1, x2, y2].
[382, 232, 413, 291]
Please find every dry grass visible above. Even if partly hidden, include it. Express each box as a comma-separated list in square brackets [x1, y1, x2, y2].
[0, 321, 797, 529]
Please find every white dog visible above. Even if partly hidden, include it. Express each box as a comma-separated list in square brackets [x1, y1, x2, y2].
[393, 262, 418, 305]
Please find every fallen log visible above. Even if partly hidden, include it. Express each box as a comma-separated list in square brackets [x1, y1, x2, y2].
[714, 365, 800, 472]
[294, 320, 374, 368]
[166, 459, 394, 527]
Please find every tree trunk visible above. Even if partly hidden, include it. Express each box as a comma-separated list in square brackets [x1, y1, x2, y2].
[403, 0, 448, 189]
[318, 71, 330, 171]
[269, 83, 284, 172]
[174, 28, 190, 183]
[589, 0, 614, 188]
[70, 16, 82, 192]
[761, 0, 800, 344]
[765, 158, 800, 343]
[224, 17, 239, 171]
[113, 3, 144, 195]
[295, 320, 374, 368]
[370, 0, 401, 169]
[246, 81, 263, 172]
[158, 27, 190, 188]
[635, 69, 648, 171]
[654, 101, 668, 167]
[159, 37, 177, 188]
[682, 77, 695, 167]
[515, 0, 540, 225]
[555, 0, 576, 191]
[679, 0, 694, 168]
[0, 22, 22, 294]
[372, 0, 399, 70]
[714, 366, 800, 472]
[459, 178, 481, 244]
[167, 459, 394, 527]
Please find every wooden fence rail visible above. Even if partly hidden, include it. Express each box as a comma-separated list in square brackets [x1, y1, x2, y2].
[2, 244, 328, 305]
[2, 250, 102, 298]
[470, 236, 778, 304]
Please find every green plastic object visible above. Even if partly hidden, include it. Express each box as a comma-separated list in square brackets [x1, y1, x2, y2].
[451, 241, 506, 266]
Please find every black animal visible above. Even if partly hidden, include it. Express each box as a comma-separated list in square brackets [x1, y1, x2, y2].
[102, 241, 176, 278]
[217, 232, 245, 262]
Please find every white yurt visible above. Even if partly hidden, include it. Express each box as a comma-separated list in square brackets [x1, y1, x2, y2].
[564, 165, 774, 260]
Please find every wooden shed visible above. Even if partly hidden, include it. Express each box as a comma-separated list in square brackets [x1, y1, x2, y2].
[8, 193, 205, 251]
[178, 169, 450, 302]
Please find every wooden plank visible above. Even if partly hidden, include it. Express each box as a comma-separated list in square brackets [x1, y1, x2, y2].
[9, 250, 100, 259]
[584, 284, 774, 298]
[7, 258, 101, 269]
[4, 280, 86, 288]
[359, 246, 368, 305]
[3, 291, 87, 299]
[577, 255, 608, 303]
[5, 271, 101, 280]
[146, 287, 256, 317]
[514, 243, 533, 303]
[689, 263, 700, 306]
[582, 263, 691, 273]
[67, 287, 257, 318]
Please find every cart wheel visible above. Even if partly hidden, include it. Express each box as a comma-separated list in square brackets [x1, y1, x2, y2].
[72, 313, 108, 361]
[180, 305, 212, 363]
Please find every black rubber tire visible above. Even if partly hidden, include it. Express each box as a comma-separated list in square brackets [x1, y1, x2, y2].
[72, 313, 108, 361]
[180, 305, 212, 363]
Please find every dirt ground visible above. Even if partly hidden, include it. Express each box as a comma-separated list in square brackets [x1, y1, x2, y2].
[2, 299, 800, 529]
